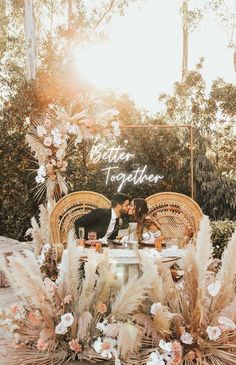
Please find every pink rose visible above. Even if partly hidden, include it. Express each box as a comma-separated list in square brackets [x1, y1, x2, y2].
[63, 295, 72, 304]
[69, 339, 82, 353]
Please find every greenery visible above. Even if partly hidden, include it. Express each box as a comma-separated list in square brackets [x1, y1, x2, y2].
[211, 220, 236, 258]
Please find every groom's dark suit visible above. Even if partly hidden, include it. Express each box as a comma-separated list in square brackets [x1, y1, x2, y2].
[74, 208, 120, 240]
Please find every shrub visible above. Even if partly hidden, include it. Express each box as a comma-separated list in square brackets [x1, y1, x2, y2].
[211, 220, 236, 258]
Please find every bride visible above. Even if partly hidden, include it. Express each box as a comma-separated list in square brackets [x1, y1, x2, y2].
[128, 198, 163, 242]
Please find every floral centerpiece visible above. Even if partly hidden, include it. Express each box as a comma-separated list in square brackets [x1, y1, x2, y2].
[0, 217, 236, 365]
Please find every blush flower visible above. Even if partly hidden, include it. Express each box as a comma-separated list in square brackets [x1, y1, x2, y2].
[93, 337, 117, 358]
[63, 295, 72, 304]
[28, 311, 41, 326]
[97, 303, 107, 314]
[37, 338, 48, 351]
[69, 339, 82, 353]
[43, 136, 52, 147]
[171, 341, 182, 365]
[206, 326, 222, 341]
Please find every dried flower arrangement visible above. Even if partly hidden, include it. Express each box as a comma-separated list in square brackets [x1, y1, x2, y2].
[0, 216, 236, 365]
[26, 103, 120, 202]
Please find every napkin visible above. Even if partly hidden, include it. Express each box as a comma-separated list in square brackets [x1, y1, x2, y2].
[99, 237, 108, 245]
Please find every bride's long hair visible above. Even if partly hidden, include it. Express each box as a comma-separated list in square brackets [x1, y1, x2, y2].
[132, 198, 149, 241]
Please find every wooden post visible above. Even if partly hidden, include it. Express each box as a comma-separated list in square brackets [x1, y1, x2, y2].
[182, 0, 188, 81]
[190, 125, 194, 199]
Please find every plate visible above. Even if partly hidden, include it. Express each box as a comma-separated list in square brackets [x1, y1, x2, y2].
[109, 239, 123, 245]
[140, 240, 155, 246]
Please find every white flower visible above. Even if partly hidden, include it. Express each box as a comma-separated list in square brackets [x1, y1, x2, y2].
[115, 358, 121, 365]
[37, 165, 47, 177]
[68, 123, 79, 135]
[111, 121, 120, 136]
[61, 312, 74, 327]
[53, 135, 62, 147]
[206, 326, 222, 341]
[51, 128, 60, 136]
[218, 316, 236, 330]
[35, 175, 45, 184]
[43, 136, 52, 147]
[180, 332, 193, 345]
[55, 322, 68, 335]
[96, 320, 108, 332]
[93, 337, 117, 358]
[37, 125, 47, 136]
[150, 302, 162, 315]
[147, 351, 165, 365]
[207, 280, 221, 297]
[42, 244, 50, 254]
[159, 339, 172, 353]
[175, 281, 184, 290]
[74, 133, 83, 146]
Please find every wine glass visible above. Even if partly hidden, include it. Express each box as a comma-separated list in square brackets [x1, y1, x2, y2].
[78, 227, 85, 240]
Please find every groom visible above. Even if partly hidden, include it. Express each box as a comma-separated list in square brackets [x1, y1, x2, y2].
[74, 192, 130, 240]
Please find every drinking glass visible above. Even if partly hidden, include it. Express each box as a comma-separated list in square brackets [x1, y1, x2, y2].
[78, 227, 85, 239]
[128, 223, 137, 243]
[88, 232, 97, 249]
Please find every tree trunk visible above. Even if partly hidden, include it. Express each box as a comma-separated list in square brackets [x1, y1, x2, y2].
[181, 0, 188, 81]
[23, 0, 37, 80]
[67, 0, 73, 49]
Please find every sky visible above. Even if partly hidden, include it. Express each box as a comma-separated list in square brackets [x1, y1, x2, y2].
[74, 0, 235, 113]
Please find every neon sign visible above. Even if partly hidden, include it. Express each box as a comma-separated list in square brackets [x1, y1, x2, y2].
[90, 143, 163, 192]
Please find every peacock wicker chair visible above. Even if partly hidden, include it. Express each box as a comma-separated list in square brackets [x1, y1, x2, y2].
[50, 191, 110, 259]
[146, 192, 202, 246]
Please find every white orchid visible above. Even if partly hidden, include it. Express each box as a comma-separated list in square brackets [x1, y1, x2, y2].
[55, 322, 68, 335]
[37, 165, 47, 177]
[147, 351, 165, 365]
[96, 320, 108, 332]
[206, 326, 222, 341]
[37, 125, 47, 136]
[218, 316, 236, 330]
[150, 302, 162, 315]
[159, 339, 172, 352]
[207, 280, 221, 297]
[61, 313, 74, 327]
[35, 175, 45, 184]
[67, 123, 79, 135]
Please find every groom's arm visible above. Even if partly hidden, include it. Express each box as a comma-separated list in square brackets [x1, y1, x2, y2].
[74, 209, 103, 237]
